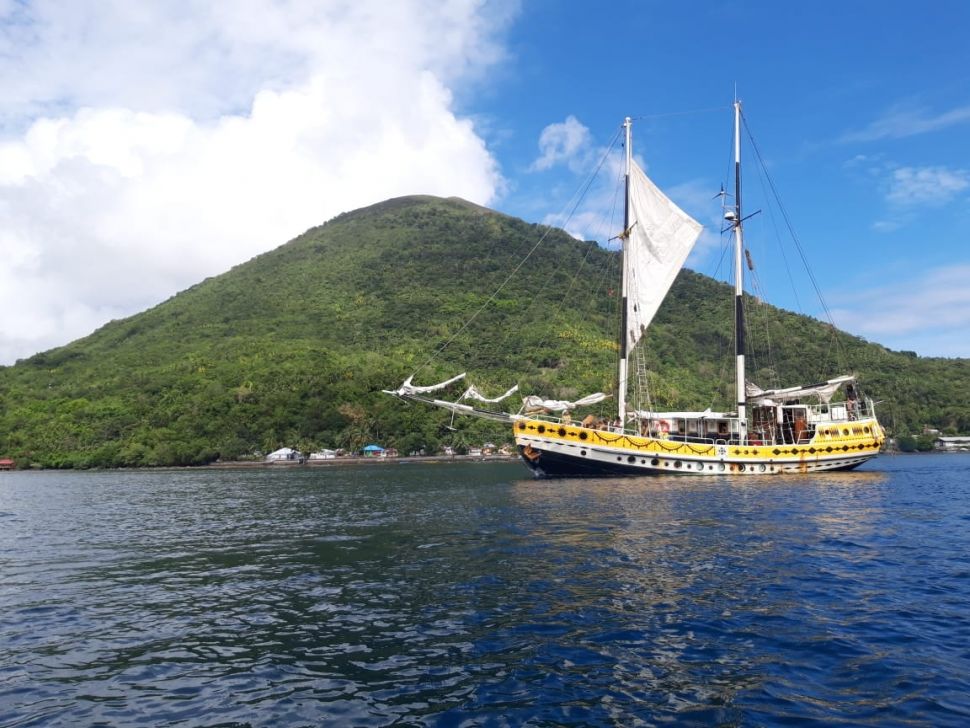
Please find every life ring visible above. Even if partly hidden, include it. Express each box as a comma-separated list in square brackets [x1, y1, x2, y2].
[656, 419, 670, 438]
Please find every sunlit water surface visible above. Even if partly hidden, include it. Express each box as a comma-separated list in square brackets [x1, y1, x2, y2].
[2, 454, 969, 726]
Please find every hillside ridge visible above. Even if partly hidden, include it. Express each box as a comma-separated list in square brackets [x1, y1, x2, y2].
[0, 195, 966, 468]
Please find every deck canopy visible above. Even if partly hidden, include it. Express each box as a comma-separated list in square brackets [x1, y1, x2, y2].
[746, 375, 855, 406]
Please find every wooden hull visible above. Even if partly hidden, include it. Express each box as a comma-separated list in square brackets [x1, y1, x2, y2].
[514, 417, 883, 478]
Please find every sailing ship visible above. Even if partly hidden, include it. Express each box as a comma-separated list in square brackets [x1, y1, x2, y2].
[386, 101, 885, 476]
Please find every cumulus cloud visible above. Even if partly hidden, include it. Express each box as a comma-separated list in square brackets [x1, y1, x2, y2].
[885, 165, 970, 206]
[530, 115, 594, 172]
[0, 0, 513, 363]
[846, 155, 969, 230]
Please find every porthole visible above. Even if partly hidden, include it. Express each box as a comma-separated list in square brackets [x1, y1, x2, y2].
[675, 461, 682, 468]
[580, 450, 587, 457]
[558, 428, 567, 437]
[627, 455, 636, 464]
[696, 462, 704, 471]
[718, 463, 726, 472]
[537, 425, 546, 434]
[579, 431, 588, 441]
[842, 428, 849, 436]
[738, 463, 746, 472]
[518, 422, 526, 430]
[759, 464, 766, 472]
[651, 458, 659, 466]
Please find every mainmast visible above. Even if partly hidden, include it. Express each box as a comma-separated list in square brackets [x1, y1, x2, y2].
[730, 100, 748, 443]
[618, 116, 632, 426]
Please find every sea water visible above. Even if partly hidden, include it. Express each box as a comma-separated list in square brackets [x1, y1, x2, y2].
[2, 454, 969, 726]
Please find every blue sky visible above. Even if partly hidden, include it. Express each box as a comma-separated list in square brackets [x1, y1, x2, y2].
[477, 1, 970, 358]
[0, 1, 968, 362]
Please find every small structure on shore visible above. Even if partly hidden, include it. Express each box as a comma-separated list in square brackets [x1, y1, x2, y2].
[0, 458, 14, 470]
[266, 447, 303, 462]
[308, 449, 337, 460]
[937, 436, 970, 451]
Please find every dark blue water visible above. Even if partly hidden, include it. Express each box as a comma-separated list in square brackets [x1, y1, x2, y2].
[2, 455, 969, 726]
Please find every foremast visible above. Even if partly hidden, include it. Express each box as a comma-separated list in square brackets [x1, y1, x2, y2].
[730, 100, 748, 444]
[618, 116, 633, 425]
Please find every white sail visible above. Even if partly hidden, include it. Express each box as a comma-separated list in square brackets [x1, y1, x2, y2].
[624, 160, 703, 350]
[521, 392, 608, 413]
[462, 384, 519, 404]
[385, 372, 466, 396]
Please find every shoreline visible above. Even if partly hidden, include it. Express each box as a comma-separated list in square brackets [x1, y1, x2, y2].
[204, 453, 519, 469]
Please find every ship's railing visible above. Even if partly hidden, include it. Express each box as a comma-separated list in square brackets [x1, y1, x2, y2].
[803, 397, 876, 423]
[522, 413, 733, 443]
[522, 405, 878, 447]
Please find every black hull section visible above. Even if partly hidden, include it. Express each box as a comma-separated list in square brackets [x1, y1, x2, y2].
[518, 445, 871, 479]
[519, 446, 661, 478]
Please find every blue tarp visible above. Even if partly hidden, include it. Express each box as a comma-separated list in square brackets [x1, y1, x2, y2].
[362, 444, 384, 452]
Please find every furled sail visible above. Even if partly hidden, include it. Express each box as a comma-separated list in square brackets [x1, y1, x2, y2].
[384, 372, 466, 396]
[746, 375, 854, 405]
[521, 392, 608, 413]
[625, 160, 703, 350]
[461, 384, 519, 404]
[628, 408, 733, 420]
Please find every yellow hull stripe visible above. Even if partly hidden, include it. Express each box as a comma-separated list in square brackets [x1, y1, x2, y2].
[514, 417, 885, 461]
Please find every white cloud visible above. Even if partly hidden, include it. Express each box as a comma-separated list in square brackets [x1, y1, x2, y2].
[841, 103, 970, 143]
[829, 265, 970, 356]
[871, 219, 903, 233]
[530, 115, 593, 172]
[885, 165, 970, 206]
[0, 0, 513, 363]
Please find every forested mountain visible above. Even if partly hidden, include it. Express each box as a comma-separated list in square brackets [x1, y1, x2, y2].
[1, 195, 967, 468]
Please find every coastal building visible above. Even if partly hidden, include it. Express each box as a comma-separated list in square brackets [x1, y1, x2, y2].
[362, 444, 385, 457]
[266, 447, 302, 462]
[308, 449, 337, 460]
[937, 436, 970, 451]
[0, 458, 13, 470]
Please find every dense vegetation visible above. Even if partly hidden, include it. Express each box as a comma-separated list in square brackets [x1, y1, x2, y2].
[0, 195, 967, 468]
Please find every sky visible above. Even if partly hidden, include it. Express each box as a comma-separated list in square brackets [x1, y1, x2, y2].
[1, 0, 968, 364]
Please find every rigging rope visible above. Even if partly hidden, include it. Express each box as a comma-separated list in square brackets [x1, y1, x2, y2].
[408, 126, 624, 382]
[741, 112, 849, 372]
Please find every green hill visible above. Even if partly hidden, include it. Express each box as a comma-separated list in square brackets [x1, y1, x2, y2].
[1, 195, 967, 468]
